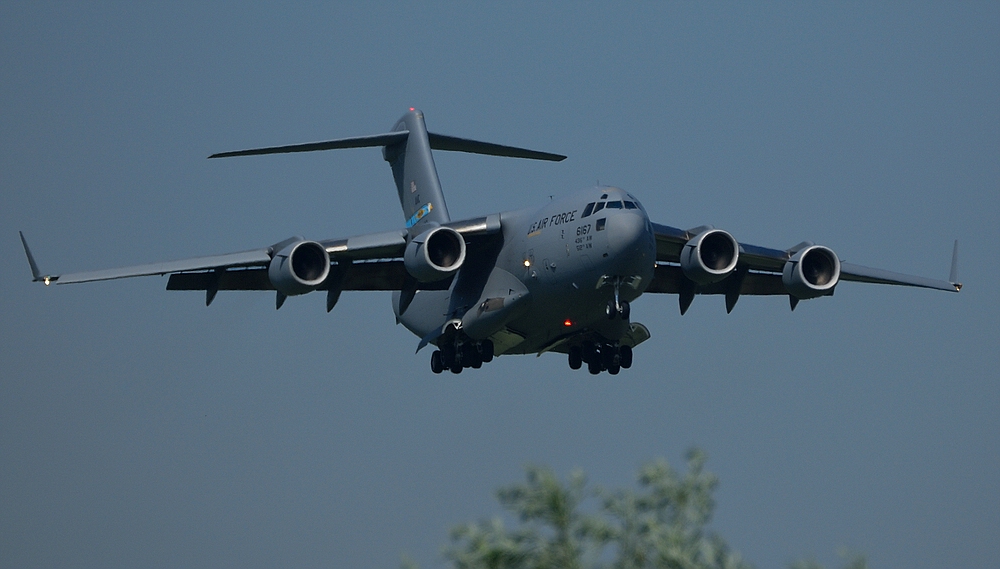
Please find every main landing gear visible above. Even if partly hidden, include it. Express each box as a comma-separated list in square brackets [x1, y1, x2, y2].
[430, 339, 494, 374]
[568, 343, 633, 375]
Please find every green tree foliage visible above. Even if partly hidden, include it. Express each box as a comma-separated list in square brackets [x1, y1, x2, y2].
[445, 450, 747, 569]
[427, 450, 865, 569]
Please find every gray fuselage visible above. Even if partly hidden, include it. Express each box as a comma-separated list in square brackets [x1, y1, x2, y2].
[395, 186, 656, 355]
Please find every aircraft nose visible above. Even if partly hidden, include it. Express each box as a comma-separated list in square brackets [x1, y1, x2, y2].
[606, 210, 650, 253]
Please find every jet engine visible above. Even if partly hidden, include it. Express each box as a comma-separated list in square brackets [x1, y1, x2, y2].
[782, 245, 840, 299]
[680, 229, 739, 284]
[268, 240, 331, 296]
[404, 226, 466, 282]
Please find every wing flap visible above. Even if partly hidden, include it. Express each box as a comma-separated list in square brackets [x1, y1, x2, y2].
[646, 265, 787, 296]
[166, 261, 452, 292]
[840, 262, 960, 292]
[321, 230, 408, 260]
[55, 249, 273, 285]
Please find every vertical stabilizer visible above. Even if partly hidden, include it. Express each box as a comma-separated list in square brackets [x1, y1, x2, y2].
[383, 109, 451, 231]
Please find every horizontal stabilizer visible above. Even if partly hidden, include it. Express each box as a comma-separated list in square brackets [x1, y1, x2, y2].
[427, 133, 566, 161]
[210, 128, 565, 162]
[209, 131, 409, 159]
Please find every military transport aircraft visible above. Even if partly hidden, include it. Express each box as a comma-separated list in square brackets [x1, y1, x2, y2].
[21, 109, 961, 375]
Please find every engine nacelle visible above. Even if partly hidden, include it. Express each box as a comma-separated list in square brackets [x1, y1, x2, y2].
[404, 226, 466, 282]
[782, 245, 840, 299]
[680, 229, 739, 284]
[268, 240, 331, 296]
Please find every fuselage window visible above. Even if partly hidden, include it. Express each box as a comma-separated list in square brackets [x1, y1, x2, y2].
[593, 202, 605, 214]
[606, 201, 623, 209]
[581, 202, 595, 218]
[596, 218, 606, 231]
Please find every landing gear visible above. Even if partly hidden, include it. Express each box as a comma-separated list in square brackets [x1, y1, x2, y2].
[431, 350, 444, 374]
[603, 276, 631, 320]
[570, 342, 635, 374]
[606, 299, 630, 320]
[431, 338, 495, 373]
[568, 346, 583, 370]
[619, 344, 633, 369]
[479, 339, 494, 363]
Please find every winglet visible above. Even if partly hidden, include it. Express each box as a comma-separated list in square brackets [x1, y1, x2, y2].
[19, 231, 55, 284]
[950, 240, 961, 291]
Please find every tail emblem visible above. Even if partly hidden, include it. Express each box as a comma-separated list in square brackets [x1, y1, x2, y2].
[406, 203, 434, 228]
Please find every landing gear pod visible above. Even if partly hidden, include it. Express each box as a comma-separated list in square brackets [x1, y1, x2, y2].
[680, 229, 739, 284]
[404, 226, 466, 282]
[268, 240, 331, 296]
[782, 245, 840, 299]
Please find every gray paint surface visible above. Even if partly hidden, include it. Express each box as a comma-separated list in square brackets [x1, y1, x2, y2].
[2, 4, 997, 569]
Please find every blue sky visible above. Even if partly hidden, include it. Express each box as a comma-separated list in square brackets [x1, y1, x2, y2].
[2, 3, 997, 568]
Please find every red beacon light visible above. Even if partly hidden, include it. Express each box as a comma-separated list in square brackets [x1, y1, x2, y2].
[563, 319, 573, 327]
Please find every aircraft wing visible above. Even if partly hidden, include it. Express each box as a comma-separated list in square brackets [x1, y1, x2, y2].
[21, 215, 502, 303]
[648, 222, 960, 310]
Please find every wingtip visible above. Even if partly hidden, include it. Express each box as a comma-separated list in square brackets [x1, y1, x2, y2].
[18, 231, 47, 283]
[949, 239, 960, 287]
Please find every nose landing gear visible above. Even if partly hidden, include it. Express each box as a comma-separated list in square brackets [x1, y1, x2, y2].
[606, 299, 630, 320]
[604, 276, 631, 320]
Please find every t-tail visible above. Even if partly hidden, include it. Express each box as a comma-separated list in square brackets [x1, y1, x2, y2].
[209, 108, 566, 231]
[384, 110, 451, 230]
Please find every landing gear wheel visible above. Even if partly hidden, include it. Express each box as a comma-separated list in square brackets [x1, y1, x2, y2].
[619, 345, 633, 369]
[479, 340, 494, 363]
[606, 300, 618, 319]
[608, 362, 621, 375]
[588, 359, 602, 375]
[602, 344, 619, 370]
[450, 349, 463, 374]
[440, 347, 455, 369]
[620, 301, 630, 320]
[431, 350, 444, 374]
[568, 346, 583, 370]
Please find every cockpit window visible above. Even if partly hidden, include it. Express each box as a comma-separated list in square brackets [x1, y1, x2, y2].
[606, 201, 623, 209]
[593, 202, 605, 214]
[624, 201, 638, 209]
[626, 194, 646, 212]
[581, 202, 595, 218]
[600, 193, 608, 200]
